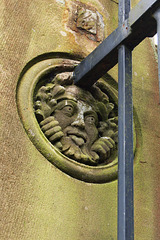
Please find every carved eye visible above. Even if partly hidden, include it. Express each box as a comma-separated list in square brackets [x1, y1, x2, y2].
[62, 105, 74, 116]
[85, 116, 96, 124]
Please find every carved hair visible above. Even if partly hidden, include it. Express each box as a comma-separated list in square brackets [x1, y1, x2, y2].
[35, 71, 115, 122]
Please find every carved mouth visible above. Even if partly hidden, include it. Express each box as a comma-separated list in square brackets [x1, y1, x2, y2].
[66, 130, 87, 146]
[67, 131, 87, 141]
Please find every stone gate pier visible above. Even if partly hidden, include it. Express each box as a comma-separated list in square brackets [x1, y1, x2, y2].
[1, 0, 160, 239]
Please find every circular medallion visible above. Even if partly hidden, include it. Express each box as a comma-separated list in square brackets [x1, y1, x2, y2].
[17, 53, 136, 183]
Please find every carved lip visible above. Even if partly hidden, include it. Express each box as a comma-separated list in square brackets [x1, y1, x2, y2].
[66, 130, 87, 143]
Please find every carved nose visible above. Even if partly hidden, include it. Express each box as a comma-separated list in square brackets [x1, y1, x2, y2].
[71, 119, 85, 129]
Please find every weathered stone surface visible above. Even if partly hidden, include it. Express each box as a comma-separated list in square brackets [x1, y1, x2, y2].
[68, 1, 105, 42]
[1, 0, 160, 240]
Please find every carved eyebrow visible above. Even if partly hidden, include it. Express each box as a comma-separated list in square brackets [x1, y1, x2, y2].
[56, 99, 77, 110]
[84, 110, 98, 122]
[84, 110, 97, 116]
[57, 96, 78, 103]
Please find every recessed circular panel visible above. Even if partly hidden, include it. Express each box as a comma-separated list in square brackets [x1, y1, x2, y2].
[16, 54, 136, 183]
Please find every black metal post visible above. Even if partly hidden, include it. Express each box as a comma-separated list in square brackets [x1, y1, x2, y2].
[118, 46, 134, 240]
[153, 9, 160, 103]
[73, 0, 159, 88]
[118, 1, 134, 240]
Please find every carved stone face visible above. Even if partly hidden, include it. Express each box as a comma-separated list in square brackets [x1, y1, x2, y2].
[35, 75, 118, 166]
[54, 99, 99, 145]
[52, 86, 100, 164]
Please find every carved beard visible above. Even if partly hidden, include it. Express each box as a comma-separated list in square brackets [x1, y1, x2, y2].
[60, 127, 97, 165]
